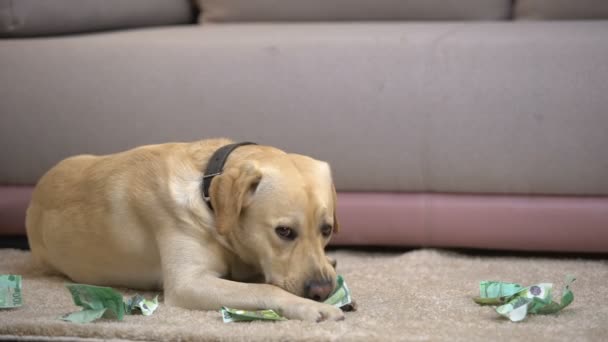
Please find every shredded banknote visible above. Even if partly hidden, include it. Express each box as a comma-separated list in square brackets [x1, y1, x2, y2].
[221, 307, 288, 322]
[0, 274, 23, 309]
[473, 276, 575, 322]
[126, 294, 159, 316]
[61, 284, 159, 323]
[221, 275, 355, 323]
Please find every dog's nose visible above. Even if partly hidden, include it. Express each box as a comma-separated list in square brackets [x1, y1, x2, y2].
[305, 279, 333, 302]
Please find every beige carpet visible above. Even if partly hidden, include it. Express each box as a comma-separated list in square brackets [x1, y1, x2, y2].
[1, 248, 607, 341]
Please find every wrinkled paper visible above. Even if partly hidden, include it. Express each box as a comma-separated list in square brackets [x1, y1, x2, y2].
[0, 274, 23, 309]
[61, 284, 158, 323]
[473, 276, 575, 322]
[221, 275, 355, 323]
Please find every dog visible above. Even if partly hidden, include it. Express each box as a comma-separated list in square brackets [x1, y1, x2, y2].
[26, 138, 345, 322]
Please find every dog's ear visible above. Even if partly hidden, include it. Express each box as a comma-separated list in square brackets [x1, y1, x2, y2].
[209, 162, 262, 235]
[332, 183, 340, 234]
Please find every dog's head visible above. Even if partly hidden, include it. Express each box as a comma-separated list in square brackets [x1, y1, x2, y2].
[209, 148, 339, 301]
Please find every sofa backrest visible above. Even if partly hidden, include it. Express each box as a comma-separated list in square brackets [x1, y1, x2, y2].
[197, 0, 513, 22]
[515, 0, 608, 20]
[3, 1, 608, 39]
[0, 0, 194, 38]
[196, 0, 608, 22]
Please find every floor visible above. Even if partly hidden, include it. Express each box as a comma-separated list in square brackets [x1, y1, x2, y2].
[1, 248, 607, 341]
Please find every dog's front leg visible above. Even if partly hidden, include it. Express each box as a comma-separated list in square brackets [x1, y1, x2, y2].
[158, 233, 345, 322]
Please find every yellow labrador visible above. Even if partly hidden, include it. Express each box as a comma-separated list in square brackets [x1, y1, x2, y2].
[26, 138, 344, 322]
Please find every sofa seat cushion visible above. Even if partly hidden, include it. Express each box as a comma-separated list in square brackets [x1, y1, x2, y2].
[196, 0, 512, 22]
[0, 0, 194, 37]
[1, 22, 608, 195]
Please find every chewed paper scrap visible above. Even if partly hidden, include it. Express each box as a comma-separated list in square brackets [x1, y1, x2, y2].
[473, 276, 575, 322]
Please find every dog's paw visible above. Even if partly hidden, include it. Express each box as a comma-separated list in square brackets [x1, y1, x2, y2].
[281, 301, 345, 322]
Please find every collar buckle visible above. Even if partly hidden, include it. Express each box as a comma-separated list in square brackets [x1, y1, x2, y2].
[201, 172, 222, 203]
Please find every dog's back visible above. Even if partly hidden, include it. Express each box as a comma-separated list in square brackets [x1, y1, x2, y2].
[26, 147, 170, 289]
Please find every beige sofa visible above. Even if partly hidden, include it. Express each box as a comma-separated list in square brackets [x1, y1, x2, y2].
[1, 0, 607, 252]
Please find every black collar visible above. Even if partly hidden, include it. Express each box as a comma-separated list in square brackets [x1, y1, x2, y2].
[202, 142, 257, 211]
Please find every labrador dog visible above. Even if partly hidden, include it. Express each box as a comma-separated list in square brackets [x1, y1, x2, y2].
[26, 138, 344, 322]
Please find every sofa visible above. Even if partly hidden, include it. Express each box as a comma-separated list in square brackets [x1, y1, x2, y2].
[1, 0, 607, 253]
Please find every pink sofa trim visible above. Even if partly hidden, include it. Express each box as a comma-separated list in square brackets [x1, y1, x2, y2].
[0, 186, 34, 235]
[332, 192, 608, 252]
[2, 186, 607, 252]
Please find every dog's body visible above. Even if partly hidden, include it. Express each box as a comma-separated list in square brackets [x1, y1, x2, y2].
[26, 138, 344, 321]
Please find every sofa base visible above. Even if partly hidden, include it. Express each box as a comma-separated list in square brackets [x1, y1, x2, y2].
[332, 192, 608, 253]
[1, 186, 607, 252]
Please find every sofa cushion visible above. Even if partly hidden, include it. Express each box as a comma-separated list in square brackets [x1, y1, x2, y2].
[1, 23, 608, 195]
[0, 0, 194, 37]
[196, 0, 512, 22]
[515, 0, 608, 19]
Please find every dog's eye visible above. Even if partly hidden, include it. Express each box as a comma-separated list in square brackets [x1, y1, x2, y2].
[321, 224, 333, 238]
[275, 226, 297, 240]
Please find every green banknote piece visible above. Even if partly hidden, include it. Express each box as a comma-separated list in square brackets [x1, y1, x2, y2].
[478, 280, 524, 299]
[220, 274, 354, 323]
[531, 275, 575, 315]
[126, 294, 159, 316]
[62, 284, 126, 323]
[0, 274, 23, 309]
[221, 307, 288, 323]
[62, 308, 108, 323]
[324, 275, 352, 308]
[473, 276, 575, 322]
[61, 284, 159, 323]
